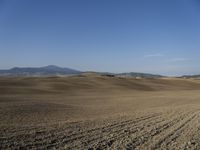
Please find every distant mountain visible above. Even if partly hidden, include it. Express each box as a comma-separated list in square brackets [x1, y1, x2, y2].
[83, 72, 163, 78]
[0, 66, 164, 78]
[180, 75, 200, 78]
[0, 65, 81, 76]
[116, 72, 163, 78]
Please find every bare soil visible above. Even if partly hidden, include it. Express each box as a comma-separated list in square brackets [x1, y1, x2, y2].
[1, 75, 200, 149]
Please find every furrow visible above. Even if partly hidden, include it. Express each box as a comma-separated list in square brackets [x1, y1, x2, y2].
[0, 113, 159, 149]
[124, 109, 196, 150]
[47, 113, 162, 149]
[68, 114, 165, 149]
[72, 110, 187, 149]
[152, 111, 199, 149]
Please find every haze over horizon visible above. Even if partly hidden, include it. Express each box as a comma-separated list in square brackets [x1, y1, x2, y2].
[1, 0, 200, 76]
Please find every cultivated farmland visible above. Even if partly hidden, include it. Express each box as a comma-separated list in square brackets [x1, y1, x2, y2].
[1, 75, 200, 149]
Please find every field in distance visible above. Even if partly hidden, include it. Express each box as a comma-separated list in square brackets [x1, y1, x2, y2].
[1, 74, 200, 149]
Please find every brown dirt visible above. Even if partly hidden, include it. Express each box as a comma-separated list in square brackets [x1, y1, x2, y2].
[1, 76, 200, 149]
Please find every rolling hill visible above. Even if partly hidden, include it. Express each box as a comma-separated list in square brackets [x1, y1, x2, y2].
[0, 65, 81, 76]
[0, 65, 164, 78]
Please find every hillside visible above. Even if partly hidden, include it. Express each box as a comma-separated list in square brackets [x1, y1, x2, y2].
[0, 65, 81, 76]
[1, 76, 200, 149]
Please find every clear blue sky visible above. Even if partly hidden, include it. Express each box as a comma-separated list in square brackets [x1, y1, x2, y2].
[1, 0, 200, 75]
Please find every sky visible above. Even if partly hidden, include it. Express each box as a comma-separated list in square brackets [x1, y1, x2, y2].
[0, 0, 200, 76]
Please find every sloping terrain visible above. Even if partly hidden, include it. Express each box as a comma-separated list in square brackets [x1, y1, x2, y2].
[0, 65, 81, 76]
[1, 76, 200, 149]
